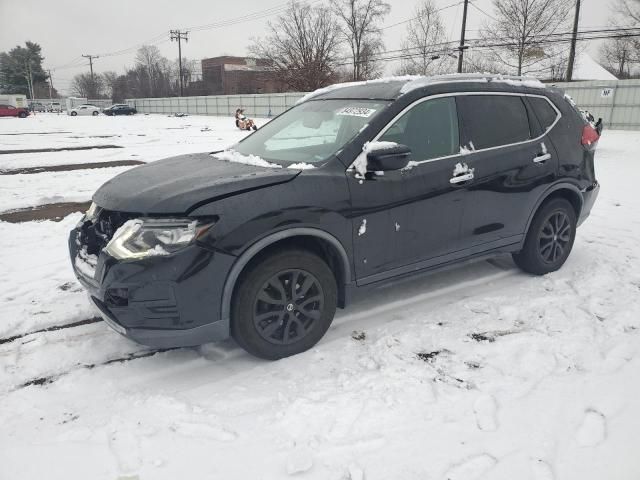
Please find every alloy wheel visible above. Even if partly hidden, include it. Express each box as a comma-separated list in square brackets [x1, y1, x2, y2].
[253, 269, 324, 345]
[538, 211, 572, 264]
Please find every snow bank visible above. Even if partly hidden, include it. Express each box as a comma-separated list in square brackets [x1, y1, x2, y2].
[212, 149, 282, 169]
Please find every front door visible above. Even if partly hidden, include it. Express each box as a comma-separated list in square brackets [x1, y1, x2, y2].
[347, 96, 467, 284]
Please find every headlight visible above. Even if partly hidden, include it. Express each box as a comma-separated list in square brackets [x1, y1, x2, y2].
[104, 218, 212, 260]
[85, 202, 99, 221]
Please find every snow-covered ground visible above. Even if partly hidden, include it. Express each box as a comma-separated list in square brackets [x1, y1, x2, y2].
[1, 113, 639, 480]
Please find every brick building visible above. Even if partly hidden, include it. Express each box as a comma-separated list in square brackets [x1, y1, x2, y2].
[201, 56, 287, 95]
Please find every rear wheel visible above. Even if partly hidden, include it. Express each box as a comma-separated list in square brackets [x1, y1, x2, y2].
[70, 111, 77, 116]
[92, 111, 99, 116]
[18, 111, 27, 118]
[231, 250, 337, 359]
[513, 198, 577, 275]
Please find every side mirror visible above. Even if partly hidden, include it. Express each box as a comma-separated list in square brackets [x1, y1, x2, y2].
[366, 143, 412, 171]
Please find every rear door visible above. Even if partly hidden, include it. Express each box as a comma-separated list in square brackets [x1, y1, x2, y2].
[455, 93, 559, 252]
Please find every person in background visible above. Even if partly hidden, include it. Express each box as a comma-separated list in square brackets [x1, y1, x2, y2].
[235, 108, 257, 131]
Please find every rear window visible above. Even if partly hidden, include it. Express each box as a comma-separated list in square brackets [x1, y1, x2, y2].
[529, 97, 558, 130]
[458, 95, 531, 150]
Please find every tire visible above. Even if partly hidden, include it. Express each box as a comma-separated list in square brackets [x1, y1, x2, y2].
[70, 111, 77, 116]
[231, 249, 337, 359]
[513, 198, 577, 275]
[18, 112, 27, 118]
[92, 111, 99, 116]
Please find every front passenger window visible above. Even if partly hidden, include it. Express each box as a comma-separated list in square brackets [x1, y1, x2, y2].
[379, 97, 459, 161]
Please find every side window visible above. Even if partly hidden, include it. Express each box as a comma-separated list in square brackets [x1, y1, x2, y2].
[379, 97, 459, 161]
[528, 97, 558, 131]
[458, 95, 531, 150]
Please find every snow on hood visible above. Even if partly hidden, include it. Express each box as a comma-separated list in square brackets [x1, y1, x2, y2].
[213, 149, 282, 169]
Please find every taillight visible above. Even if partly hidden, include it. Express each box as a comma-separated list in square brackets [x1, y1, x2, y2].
[582, 124, 600, 147]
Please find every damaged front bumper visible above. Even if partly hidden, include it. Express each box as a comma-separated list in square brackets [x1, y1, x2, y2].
[68, 223, 236, 348]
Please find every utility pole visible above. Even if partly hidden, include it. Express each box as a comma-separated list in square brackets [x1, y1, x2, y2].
[47, 69, 54, 100]
[82, 54, 99, 97]
[170, 29, 189, 96]
[566, 0, 581, 81]
[457, 0, 470, 74]
[24, 61, 35, 100]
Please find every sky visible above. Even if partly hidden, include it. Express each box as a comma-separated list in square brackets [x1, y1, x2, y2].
[0, 0, 619, 95]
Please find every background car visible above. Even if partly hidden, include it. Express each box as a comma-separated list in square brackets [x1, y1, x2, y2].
[29, 102, 46, 112]
[0, 104, 30, 118]
[68, 104, 101, 116]
[48, 102, 62, 112]
[103, 104, 137, 116]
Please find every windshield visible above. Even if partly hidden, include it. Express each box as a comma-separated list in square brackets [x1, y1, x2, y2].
[233, 99, 389, 165]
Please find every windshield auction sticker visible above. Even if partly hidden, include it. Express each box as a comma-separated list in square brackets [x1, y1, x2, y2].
[337, 107, 376, 118]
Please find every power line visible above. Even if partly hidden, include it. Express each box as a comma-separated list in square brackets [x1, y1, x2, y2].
[380, 1, 462, 30]
[335, 27, 640, 67]
[468, 1, 496, 21]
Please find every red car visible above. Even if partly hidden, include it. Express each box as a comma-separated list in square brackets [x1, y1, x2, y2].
[0, 104, 30, 118]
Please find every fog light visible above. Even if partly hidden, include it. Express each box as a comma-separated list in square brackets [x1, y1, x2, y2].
[106, 288, 129, 307]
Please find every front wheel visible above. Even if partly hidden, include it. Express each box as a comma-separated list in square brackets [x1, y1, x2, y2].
[231, 250, 337, 359]
[92, 111, 99, 116]
[513, 198, 577, 275]
[18, 112, 27, 118]
[70, 111, 77, 116]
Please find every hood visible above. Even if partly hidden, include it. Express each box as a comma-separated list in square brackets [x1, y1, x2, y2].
[93, 152, 299, 214]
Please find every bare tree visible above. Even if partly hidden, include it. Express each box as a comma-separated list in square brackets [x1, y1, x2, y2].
[397, 0, 451, 75]
[250, 1, 342, 91]
[600, 37, 635, 79]
[71, 72, 104, 98]
[617, 0, 640, 23]
[134, 45, 174, 97]
[331, 0, 391, 80]
[482, 0, 573, 76]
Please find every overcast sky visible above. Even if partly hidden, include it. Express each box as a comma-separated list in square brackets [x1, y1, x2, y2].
[0, 0, 618, 94]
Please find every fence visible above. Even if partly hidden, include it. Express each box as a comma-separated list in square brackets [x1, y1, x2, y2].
[125, 93, 306, 118]
[553, 79, 640, 131]
[30, 98, 114, 110]
[124, 79, 640, 130]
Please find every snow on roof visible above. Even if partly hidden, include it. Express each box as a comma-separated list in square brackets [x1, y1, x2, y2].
[573, 53, 618, 81]
[297, 73, 545, 103]
[296, 76, 421, 104]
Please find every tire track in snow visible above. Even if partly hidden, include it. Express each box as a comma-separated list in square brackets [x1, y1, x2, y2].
[0, 317, 102, 345]
[14, 347, 181, 390]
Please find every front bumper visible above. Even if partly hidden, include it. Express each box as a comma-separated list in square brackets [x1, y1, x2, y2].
[69, 225, 236, 348]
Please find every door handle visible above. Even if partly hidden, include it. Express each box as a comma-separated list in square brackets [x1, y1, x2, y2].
[533, 153, 551, 163]
[450, 172, 474, 184]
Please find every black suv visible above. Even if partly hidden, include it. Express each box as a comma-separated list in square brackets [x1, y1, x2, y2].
[103, 104, 137, 116]
[69, 74, 600, 359]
